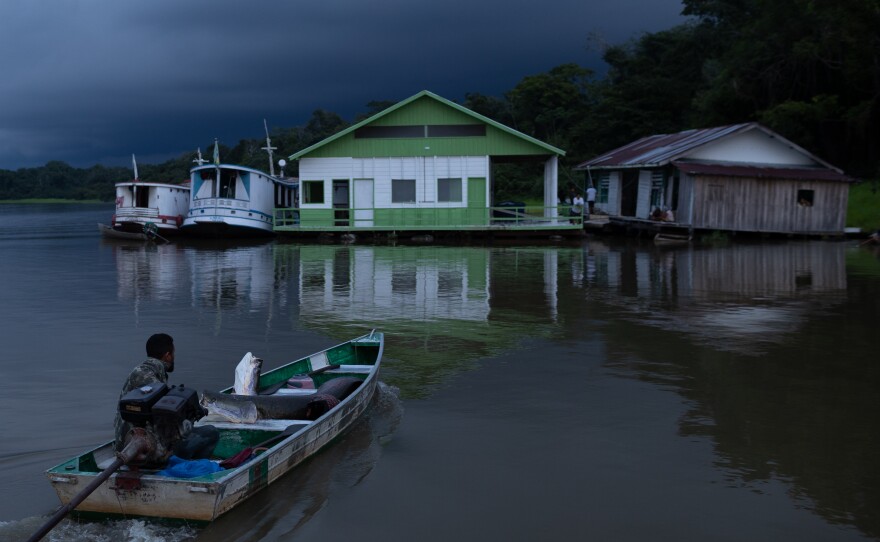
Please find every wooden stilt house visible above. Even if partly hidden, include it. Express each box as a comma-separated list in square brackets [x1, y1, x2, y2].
[574, 123, 855, 235]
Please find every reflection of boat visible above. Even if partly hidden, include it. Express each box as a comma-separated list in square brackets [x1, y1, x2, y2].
[44, 331, 383, 522]
[100, 222, 169, 243]
[112, 155, 190, 235]
[654, 233, 691, 246]
[182, 130, 297, 237]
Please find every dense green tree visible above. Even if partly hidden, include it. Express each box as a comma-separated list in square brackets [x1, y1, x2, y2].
[588, 24, 714, 153]
[462, 92, 513, 126]
[505, 63, 595, 154]
[683, 0, 880, 175]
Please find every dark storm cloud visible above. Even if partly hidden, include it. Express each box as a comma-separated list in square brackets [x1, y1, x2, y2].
[0, 0, 684, 169]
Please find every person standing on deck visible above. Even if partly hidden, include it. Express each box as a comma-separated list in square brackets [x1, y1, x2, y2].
[586, 185, 597, 215]
[114, 333, 219, 461]
[571, 192, 585, 218]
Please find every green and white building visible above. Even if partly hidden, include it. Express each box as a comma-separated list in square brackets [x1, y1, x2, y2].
[274, 91, 580, 236]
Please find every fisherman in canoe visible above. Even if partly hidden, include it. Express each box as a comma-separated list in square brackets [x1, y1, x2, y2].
[114, 333, 219, 465]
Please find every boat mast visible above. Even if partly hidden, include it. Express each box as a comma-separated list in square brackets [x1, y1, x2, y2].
[212, 139, 220, 198]
[262, 119, 276, 177]
[193, 148, 208, 166]
[132, 154, 139, 181]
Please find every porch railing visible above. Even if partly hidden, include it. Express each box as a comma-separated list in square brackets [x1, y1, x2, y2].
[115, 207, 159, 219]
[274, 205, 583, 230]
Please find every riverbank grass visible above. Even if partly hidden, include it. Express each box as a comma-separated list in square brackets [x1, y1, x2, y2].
[0, 198, 105, 204]
[847, 180, 880, 233]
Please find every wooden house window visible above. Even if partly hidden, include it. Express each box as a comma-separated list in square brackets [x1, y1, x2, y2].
[302, 181, 324, 204]
[437, 178, 462, 202]
[597, 173, 610, 203]
[797, 189, 814, 207]
[650, 171, 665, 207]
[392, 179, 416, 203]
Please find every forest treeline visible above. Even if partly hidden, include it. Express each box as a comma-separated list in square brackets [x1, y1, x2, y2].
[2, 0, 877, 201]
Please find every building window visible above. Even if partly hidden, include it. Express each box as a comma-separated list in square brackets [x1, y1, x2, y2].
[597, 173, 610, 204]
[355, 126, 423, 139]
[650, 171, 665, 207]
[427, 125, 486, 137]
[797, 189, 814, 207]
[437, 178, 462, 202]
[392, 179, 416, 203]
[302, 181, 324, 204]
[354, 124, 487, 139]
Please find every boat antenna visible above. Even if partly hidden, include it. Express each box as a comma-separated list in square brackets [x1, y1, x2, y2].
[262, 119, 276, 176]
[193, 147, 208, 166]
[212, 138, 220, 166]
[132, 154, 139, 181]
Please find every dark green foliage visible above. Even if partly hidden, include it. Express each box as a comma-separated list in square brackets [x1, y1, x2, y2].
[682, 0, 880, 176]
[0, 161, 132, 201]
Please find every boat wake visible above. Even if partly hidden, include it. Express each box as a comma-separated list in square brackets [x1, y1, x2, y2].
[0, 516, 197, 542]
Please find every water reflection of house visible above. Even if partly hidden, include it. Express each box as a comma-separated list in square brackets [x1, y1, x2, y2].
[296, 245, 492, 324]
[575, 123, 855, 236]
[574, 241, 847, 354]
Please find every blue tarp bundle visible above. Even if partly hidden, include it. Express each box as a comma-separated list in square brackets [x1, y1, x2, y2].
[156, 455, 223, 478]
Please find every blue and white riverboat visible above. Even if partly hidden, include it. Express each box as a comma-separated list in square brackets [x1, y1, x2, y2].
[182, 126, 297, 237]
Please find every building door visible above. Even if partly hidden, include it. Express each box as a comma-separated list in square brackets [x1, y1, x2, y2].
[467, 177, 487, 225]
[332, 180, 349, 226]
[353, 179, 374, 227]
[621, 170, 639, 217]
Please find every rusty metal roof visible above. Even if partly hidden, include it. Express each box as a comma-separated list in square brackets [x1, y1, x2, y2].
[574, 124, 752, 169]
[574, 122, 843, 174]
[673, 161, 854, 183]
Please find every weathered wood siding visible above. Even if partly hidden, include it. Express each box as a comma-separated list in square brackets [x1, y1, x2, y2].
[692, 176, 849, 234]
[635, 170, 652, 218]
[678, 174, 696, 224]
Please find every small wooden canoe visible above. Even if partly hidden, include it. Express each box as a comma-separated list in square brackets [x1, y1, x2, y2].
[97, 223, 149, 241]
[45, 331, 384, 522]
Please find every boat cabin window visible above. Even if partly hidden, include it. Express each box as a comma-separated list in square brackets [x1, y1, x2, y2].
[135, 187, 150, 208]
[197, 170, 217, 200]
[219, 170, 237, 199]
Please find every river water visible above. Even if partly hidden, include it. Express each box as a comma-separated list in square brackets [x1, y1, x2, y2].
[0, 203, 878, 541]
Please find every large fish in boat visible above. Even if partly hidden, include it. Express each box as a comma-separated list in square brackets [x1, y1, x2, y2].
[202, 377, 363, 421]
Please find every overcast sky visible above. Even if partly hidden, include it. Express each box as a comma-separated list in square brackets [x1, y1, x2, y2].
[0, 0, 684, 170]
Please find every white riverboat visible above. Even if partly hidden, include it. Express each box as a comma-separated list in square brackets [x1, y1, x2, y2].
[112, 156, 190, 235]
[181, 126, 297, 237]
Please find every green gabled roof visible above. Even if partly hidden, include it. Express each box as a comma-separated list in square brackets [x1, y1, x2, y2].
[290, 90, 565, 160]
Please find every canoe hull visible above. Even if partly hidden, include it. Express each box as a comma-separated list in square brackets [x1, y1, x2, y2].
[46, 332, 382, 521]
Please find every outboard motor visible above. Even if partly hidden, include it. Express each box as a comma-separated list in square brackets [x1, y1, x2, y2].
[118, 383, 207, 466]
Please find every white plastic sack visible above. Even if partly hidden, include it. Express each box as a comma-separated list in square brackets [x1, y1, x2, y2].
[233, 352, 263, 395]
